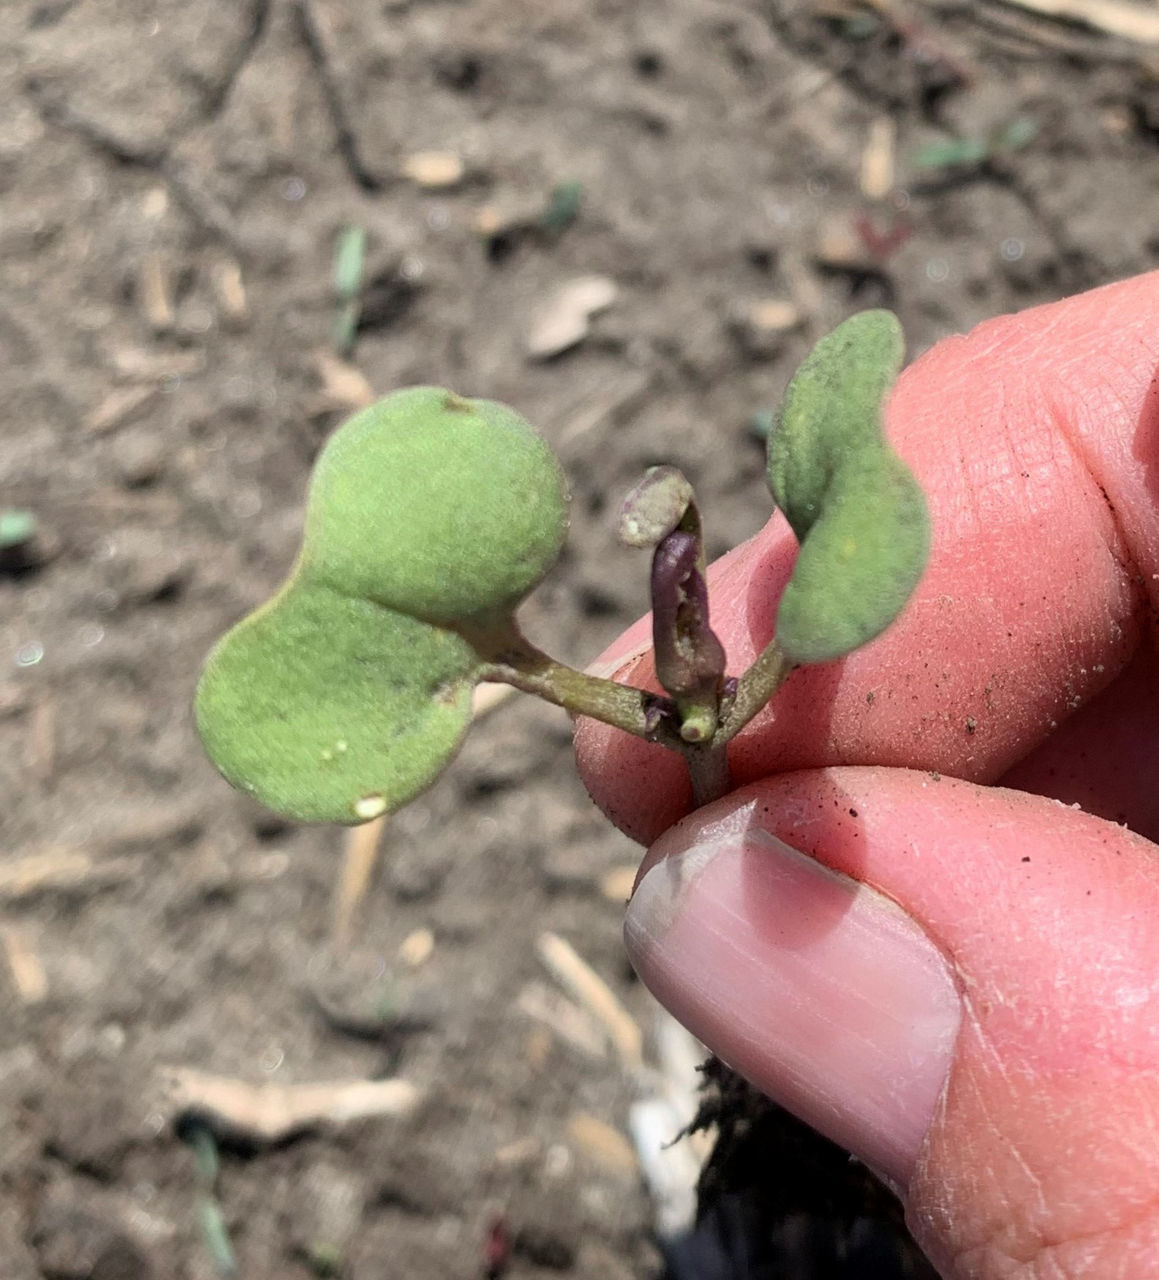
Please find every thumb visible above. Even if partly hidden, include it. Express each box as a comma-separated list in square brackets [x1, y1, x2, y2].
[626, 768, 1159, 1278]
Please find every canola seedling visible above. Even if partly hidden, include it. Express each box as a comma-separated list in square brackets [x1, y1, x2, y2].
[196, 310, 929, 823]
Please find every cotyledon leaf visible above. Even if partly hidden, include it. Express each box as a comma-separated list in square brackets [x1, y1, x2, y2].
[195, 580, 480, 824]
[302, 387, 569, 628]
[773, 449, 929, 664]
[195, 386, 573, 824]
[767, 311, 929, 665]
[768, 310, 904, 544]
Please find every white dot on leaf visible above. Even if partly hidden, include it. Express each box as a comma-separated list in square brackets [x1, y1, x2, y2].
[354, 794, 387, 819]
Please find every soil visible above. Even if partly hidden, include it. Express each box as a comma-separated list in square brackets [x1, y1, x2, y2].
[2, 1, 1158, 1276]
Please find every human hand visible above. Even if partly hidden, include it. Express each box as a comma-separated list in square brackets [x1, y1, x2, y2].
[576, 273, 1159, 1278]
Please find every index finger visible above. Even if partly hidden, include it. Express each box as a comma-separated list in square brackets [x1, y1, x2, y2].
[576, 272, 1159, 844]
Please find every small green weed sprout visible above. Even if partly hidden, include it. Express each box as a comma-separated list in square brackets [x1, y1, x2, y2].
[195, 310, 929, 822]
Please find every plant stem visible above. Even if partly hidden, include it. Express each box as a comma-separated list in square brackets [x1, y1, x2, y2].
[473, 629, 681, 746]
[715, 638, 791, 743]
[473, 625, 739, 805]
[466, 624, 785, 811]
[681, 741, 731, 807]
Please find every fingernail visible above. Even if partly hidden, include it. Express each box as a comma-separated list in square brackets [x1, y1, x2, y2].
[625, 830, 961, 1189]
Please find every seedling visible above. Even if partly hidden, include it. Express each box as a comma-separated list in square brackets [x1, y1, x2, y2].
[332, 224, 367, 357]
[0, 508, 48, 575]
[0, 509, 37, 549]
[185, 1124, 238, 1277]
[911, 115, 1036, 174]
[540, 179, 583, 238]
[196, 310, 929, 823]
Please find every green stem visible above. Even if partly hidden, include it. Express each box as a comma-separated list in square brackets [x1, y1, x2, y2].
[481, 640, 735, 804]
[474, 625, 739, 805]
[471, 628, 681, 746]
[464, 623, 788, 809]
[715, 639, 792, 744]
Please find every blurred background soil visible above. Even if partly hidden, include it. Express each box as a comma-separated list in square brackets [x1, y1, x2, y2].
[2, 0, 1159, 1276]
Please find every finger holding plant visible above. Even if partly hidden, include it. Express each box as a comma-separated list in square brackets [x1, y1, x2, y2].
[195, 311, 930, 824]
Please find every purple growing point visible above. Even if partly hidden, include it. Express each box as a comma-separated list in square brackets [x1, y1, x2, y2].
[651, 531, 727, 741]
[642, 699, 667, 735]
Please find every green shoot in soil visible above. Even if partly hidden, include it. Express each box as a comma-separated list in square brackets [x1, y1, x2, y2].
[332, 225, 367, 356]
[911, 115, 1036, 173]
[186, 1125, 238, 1278]
[0, 509, 36, 548]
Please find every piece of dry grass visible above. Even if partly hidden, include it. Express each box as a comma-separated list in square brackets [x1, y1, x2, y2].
[526, 275, 618, 359]
[330, 815, 385, 948]
[110, 347, 206, 382]
[83, 385, 158, 435]
[2, 925, 48, 1003]
[160, 1068, 421, 1142]
[329, 683, 518, 948]
[401, 150, 464, 189]
[860, 116, 896, 200]
[24, 699, 56, 783]
[517, 980, 609, 1059]
[0, 849, 139, 901]
[987, 0, 1159, 43]
[567, 1112, 639, 1174]
[311, 348, 375, 411]
[210, 257, 248, 323]
[138, 251, 175, 332]
[536, 931, 644, 1071]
